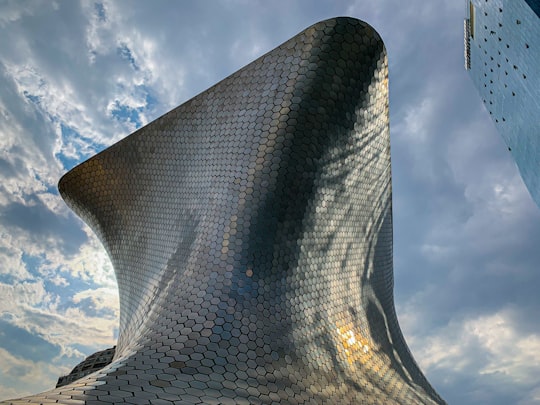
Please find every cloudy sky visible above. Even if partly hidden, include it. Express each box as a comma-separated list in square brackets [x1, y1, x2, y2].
[1, 1, 539, 404]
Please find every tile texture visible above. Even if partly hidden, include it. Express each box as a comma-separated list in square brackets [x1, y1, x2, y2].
[2, 17, 445, 404]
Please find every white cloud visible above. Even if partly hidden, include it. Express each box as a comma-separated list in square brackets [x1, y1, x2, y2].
[0, 347, 66, 400]
[0, 280, 52, 310]
[0, 220, 118, 399]
[5, 61, 107, 159]
[72, 286, 119, 313]
[399, 98, 435, 143]
[472, 312, 540, 385]
[413, 307, 540, 387]
[0, 233, 31, 281]
[0, 278, 117, 357]
[50, 231, 117, 287]
[81, 0, 185, 114]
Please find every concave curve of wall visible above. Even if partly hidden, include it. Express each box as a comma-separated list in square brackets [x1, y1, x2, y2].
[4, 17, 445, 405]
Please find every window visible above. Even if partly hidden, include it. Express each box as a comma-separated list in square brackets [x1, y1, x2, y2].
[469, 2, 475, 38]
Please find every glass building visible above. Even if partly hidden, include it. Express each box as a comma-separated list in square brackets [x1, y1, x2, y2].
[465, 0, 540, 206]
[56, 347, 116, 388]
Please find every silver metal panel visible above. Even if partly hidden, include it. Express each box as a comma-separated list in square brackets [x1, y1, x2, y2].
[3, 17, 445, 405]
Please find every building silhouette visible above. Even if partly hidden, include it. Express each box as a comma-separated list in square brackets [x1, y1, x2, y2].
[3, 17, 444, 404]
[465, 0, 540, 206]
[56, 347, 116, 388]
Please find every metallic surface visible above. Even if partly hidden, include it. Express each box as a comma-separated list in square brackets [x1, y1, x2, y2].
[3, 17, 444, 404]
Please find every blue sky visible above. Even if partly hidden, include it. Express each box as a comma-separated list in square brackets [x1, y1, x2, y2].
[1, 1, 540, 403]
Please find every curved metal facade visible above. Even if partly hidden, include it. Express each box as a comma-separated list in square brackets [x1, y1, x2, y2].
[3, 17, 444, 404]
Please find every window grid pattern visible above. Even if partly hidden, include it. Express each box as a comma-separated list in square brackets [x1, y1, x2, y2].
[467, 0, 540, 205]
